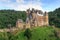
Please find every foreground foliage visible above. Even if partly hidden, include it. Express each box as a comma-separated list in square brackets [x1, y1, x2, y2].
[0, 27, 60, 40]
[24, 28, 32, 40]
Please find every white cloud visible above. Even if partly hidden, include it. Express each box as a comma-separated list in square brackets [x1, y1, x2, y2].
[16, 0, 24, 3]
[15, 0, 43, 11]
[0, 0, 11, 3]
[15, 3, 43, 11]
[0, 0, 43, 11]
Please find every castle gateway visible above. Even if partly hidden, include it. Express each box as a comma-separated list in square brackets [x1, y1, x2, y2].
[16, 8, 49, 29]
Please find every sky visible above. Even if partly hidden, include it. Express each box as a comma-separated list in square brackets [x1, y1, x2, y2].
[0, 0, 60, 12]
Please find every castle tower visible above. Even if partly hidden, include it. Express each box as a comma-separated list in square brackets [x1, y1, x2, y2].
[26, 8, 38, 28]
[31, 8, 38, 27]
[44, 12, 49, 26]
[16, 19, 24, 29]
[37, 10, 44, 26]
[26, 9, 31, 28]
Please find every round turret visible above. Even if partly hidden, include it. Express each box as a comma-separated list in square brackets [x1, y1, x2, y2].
[44, 11, 49, 25]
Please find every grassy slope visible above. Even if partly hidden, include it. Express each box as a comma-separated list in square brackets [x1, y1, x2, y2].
[31, 27, 56, 40]
[16, 26, 57, 40]
[0, 26, 59, 40]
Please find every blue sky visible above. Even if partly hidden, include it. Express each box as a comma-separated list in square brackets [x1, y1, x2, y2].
[0, 0, 60, 12]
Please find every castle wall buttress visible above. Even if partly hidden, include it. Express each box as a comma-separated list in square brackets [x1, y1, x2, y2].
[37, 15, 44, 26]
[44, 16, 49, 25]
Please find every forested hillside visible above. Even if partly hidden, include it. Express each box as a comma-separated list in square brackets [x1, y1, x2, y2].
[0, 10, 27, 28]
[0, 7, 60, 28]
[48, 8, 60, 28]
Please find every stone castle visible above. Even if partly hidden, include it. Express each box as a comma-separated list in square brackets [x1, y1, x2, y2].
[16, 8, 49, 29]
